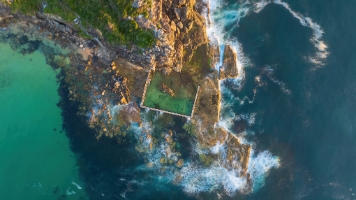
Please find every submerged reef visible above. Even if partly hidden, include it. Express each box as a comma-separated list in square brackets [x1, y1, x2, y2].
[0, 0, 278, 197]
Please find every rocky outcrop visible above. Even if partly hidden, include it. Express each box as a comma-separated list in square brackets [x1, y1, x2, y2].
[0, 0, 251, 191]
[220, 45, 238, 79]
[208, 44, 239, 79]
[137, 0, 208, 72]
[190, 52, 250, 183]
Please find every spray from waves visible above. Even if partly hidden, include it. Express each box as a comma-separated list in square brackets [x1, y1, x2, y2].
[254, 0, 329, 66]
[179, 140, 279, 195]
[95, 0, 295, 196]
[247, 150, 280, 191]
[206, 0, 329, 68]
[120, 108, 279, 196]
[202, 0, 281, 195]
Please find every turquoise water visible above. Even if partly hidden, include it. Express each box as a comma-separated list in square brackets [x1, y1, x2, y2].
[0, 42, 86, 199]
[3, 1, 356, 199]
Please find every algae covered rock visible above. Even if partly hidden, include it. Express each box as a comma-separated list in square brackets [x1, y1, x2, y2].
[159, 84, 175, 96]
[175, 159, 184, 168]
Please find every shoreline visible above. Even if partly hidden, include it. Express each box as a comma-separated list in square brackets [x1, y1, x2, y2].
[0, 0, 263, 195]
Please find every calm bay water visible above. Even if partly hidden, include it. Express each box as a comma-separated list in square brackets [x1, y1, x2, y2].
[0, 42, 86, 199]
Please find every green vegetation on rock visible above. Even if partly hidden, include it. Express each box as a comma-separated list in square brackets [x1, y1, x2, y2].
[183, 121, 196, 136]
[7, 0, 155, 47]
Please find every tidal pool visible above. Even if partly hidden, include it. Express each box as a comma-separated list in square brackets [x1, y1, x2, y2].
[0, 41, 86, 199]
[143, 71, 197, 116]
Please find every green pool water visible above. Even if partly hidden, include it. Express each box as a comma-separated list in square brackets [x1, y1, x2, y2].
[143, 71, 196, 116]
[0, 42, 87, 199]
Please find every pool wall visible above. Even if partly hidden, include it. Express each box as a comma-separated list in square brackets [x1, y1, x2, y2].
[140, 70, 200, 118]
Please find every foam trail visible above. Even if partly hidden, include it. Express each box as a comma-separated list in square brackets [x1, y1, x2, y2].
[71, 182, 82, 190]
[272, 0, 329, 65]
[254, 0, 271, 13]
[264, 65, 291, 94]
[207, 0, 328, 67]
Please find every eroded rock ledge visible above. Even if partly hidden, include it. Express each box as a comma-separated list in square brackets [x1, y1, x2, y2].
[0, 0, 253, 193]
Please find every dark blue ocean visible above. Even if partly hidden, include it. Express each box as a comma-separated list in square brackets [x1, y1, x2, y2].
[2, 0, 355, 199]
[61, 0, 356, 199]
[218, 0, 356, 199]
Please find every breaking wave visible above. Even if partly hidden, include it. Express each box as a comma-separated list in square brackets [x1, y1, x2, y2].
[86, 0, 333, 196]
[130, 117, 280, 195]
[205, 0, 328, 68]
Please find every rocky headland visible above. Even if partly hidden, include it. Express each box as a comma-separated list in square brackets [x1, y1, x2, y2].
[0, 0, 253, 193]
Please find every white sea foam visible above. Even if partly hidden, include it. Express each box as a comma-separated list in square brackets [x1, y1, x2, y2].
[71, 181, 82, 190]
[175, 148, 279, 195]
[210, 142, 224, 154]
[254, 0, 271, 13]
[66, 188, 76, 195]
[179, 165, 246, 195]
[248, 150, 280, 191]
[203, 0, 282, 195]
[207, 0, 328, 68]
[123, 0, 292, 196]
[272, 0, 329, 65]
[239, 113, 257, 125]
[263, 65, 291, 94]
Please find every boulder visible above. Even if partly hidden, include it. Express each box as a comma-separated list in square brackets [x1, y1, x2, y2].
[174, 8, 181, 20]
[159, 84, 175, 96]
[176, 21, 183, 29]
[178, 0, 186, 5]
[180, 7, 190, 21]
[132, 0, 145, 8]
[170, 21, 177, 32]
[220, 45, 238, 79]
[175, 159, 184, 168]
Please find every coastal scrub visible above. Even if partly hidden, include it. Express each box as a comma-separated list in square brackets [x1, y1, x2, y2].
[6, 0, 155, 47]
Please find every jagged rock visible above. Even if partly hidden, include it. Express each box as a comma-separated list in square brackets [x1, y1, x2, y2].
[180, 7, 190, 21]
[162, 67, 172, 75]
[176, 21, 183, 29]
[185, 20, 193, 30]
[132, 0, 145, 8]
[151, 0, 163, 22]
[136, 15, 155, 30]
[174, 8, 181, 20]
[170, 21, 177, 32]
[176, 159, 184, 168]
[178, 0, 186, 5]
[220, 45, 238, 79]
[156, 29, 166, 41]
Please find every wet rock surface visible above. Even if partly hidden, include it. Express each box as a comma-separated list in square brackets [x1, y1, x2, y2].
[220, 45, 238, 79]
[159, 83, 175, 96]
[0, 0, 253, 195]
